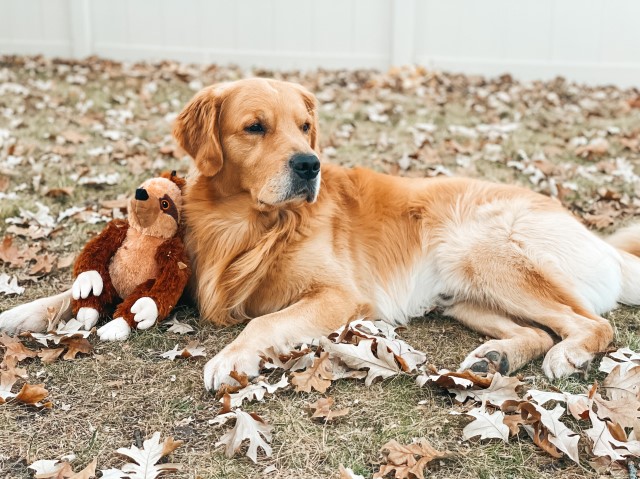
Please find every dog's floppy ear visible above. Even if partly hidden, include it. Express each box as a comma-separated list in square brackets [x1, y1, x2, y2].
[173, 84, 227, 177]
[294, 84, 319, 152]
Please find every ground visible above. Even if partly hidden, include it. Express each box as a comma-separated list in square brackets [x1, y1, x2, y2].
[1, 56, 640, 479]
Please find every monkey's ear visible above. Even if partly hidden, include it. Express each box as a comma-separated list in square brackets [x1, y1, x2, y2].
[160, 170, 187, 192]
[173, 84, 228, 177]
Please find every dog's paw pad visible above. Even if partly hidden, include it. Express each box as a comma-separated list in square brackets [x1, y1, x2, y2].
[470, 359, 489, 373]
[464, 350, 510, 375]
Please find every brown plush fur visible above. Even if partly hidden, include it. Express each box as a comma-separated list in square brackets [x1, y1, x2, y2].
[72, 175, 190, 328]
[72, 219, 129, 316]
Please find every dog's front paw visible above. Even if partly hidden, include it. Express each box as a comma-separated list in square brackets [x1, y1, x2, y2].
[203, 344, 261, 391]
[130, 297, 158, 330]
[77, 307, 100, 330]
[542, 342, 593, 379]
[72, 271, 103, 299]
[97, 317, 131, 341]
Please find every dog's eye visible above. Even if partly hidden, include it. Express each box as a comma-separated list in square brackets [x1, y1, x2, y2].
[161, 200, 170, 210]
[302, 122, 311, 133]
[245, 122, 265, 134]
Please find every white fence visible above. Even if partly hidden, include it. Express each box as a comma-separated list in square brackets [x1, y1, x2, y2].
[1, 0, 640, 87]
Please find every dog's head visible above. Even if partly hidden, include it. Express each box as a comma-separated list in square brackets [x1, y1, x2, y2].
[173, 78, 321, 207]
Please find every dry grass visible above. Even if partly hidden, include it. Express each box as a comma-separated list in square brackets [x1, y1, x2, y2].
[1, 56, 640, 478]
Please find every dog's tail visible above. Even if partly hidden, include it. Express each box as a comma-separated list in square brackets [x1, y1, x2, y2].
[607, 223, 640, 306]
[0, 289, 73, 334]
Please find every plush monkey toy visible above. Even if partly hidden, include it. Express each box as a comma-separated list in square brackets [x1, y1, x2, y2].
[72, 171, 191, 341]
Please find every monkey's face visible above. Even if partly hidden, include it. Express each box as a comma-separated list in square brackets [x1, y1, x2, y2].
[128, 177, 183, 239]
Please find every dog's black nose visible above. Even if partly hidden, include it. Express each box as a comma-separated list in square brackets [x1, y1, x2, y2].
[135, 188, 149, 201]
[290, 153, 320, 180]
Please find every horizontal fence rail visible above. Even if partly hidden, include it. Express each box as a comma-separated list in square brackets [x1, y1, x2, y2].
[1, 0, 639, 87]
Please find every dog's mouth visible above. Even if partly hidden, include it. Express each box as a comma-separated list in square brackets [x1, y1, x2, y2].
[256, 171, 321, 208]
[289, 176, 319, 203]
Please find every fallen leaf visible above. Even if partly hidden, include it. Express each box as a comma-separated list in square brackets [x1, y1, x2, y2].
[603, 364, 640, 401]
[585, 410, 640, 461]
[38, 348, 65, 364]
[0, 236, 24, 267]
[309, 397, 349, 421]
[417, 367, 492, 391]
[462, 406, 510, 442]
[291, 351, 334, 393]
[320, 337, 401, 386]
[28, 459, 73, 478]
[599, 347, 640, 374]
[457, 373, 524, 407]
[374, 438, 451, 479]
[15, 383, 52, 408]
[29, 253, 56, 275]
[0, 333, 38, 362]
[115, 431, 182, 479]
[57, 253, 76, 270]
[213, 409, 273, 463]
[224, 374, 288, 408]
[160, 341, 206, 360]
[0, 273, 25, 295]
[262, 345, 315, 372]
[164, 318, 194, 334]
[592, 391, 640, 429]
[517, 402, 580, 462]
[61, 337, 92, 360]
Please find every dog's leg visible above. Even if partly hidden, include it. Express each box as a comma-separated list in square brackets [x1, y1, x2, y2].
[522, 303, 612, 379]
[445, 302, 554, 375]
[203, 290, 367, 390]
[463, 279, 612, 379]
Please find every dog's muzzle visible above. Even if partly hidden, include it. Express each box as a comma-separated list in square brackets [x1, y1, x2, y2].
[287, 154, 320, 203]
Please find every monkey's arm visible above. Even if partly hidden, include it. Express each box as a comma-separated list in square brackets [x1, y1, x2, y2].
[72, 219, 129, 316]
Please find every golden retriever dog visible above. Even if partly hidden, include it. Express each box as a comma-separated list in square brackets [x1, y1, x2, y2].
[2, 78, 639, 392]
[172, 78, 640, 390]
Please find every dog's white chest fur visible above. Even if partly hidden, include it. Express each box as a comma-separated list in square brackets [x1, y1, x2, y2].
[373, 256, 443, 325]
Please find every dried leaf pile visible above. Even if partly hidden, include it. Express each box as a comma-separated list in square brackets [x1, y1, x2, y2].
[205, 320, 640, 477]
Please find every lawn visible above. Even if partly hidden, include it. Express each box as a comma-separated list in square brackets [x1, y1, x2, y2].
[1, 56, 640, 478]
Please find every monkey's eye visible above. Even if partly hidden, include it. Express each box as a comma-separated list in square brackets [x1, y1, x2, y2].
[245, 122, 265, 134]
[302, 122, 310, 133]
[161, 200, 170, 210]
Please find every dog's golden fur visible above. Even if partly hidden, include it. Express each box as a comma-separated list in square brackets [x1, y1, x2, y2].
[172, 78, 640, 390]
[2, 78, 640, 390]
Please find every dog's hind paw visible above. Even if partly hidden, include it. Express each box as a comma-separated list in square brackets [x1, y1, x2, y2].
[542, 342, 592, 379]
[460, 343, 510, 375]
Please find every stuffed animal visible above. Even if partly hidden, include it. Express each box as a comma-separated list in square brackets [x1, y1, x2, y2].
[72, 171, 191, 341]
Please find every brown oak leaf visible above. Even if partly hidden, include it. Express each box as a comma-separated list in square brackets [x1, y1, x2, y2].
[374, 438, 450, 479]
[291, 351, 334, 393]
[15, 383, 52, 408]
[308, 397, 349, 421]
[61, 337, 92, 360]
